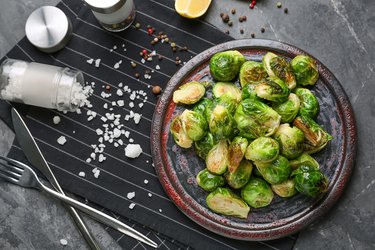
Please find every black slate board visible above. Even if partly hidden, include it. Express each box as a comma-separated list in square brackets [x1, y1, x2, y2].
[1, 0, 297, 249]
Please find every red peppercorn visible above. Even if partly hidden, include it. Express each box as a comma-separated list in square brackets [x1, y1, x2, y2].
[147, 28, 154, 35]
[252, 0, 257, 5]
[142, 49, 148, 55]
[249, 3, 254, 9]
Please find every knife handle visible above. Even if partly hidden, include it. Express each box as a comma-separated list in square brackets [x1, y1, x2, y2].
[65, 205, 101, 250]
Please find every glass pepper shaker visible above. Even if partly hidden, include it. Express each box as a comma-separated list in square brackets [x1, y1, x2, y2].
[0, 59, 89, 112]
[85, 0, 136, 32]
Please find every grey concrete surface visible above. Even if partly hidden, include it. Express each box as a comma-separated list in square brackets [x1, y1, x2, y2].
[1, 0, 375, 249]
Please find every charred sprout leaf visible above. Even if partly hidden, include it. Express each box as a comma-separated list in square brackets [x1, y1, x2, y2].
[263, 52, 296, 89]
[225, 160, 253, 189]
[206, 139, 229, 175]
[239, 61, 267, 87]
[193, 98, 213, 116]
[289, 153, 319, 170]
[206, 187, 250, 219]
[272, 93, 301, 123]
[271, 179, 297, 198]
[293, 115, 333, 154]
[245, 137, 279, 163]
[210, 50, 246, 82]
[291, 55, 319, 86]
[291, 165, 328, 197]
[212, 82, 242, 103]
[295, 88, 319, 118]
[235, 97, 281, 139]
[272, 123, 305, 159]
[173, 81, 205, 105]
[241, 83, 258, 100]
[194, 132, 216, 159]
[255, 77, 290, 102]
[241, 177, 274, 208]
[180, 110, 208, 141]
[170, 114, 193, 148]
[196, 169, 225, 192]
[228, 136, 249, 173]
[255, 155, 291, 185]
[208, 104, 236, 140]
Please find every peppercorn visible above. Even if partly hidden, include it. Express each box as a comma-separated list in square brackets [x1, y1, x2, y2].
[239, 16, 243, 22]
[249, 3, 254, 9]
[147, 28, 153, 35]
[130, 61, 137, 68]
[175, 60, 181, 66]
[139, 52, 144, 57]
[220, 13, 224, 18]
[222, 14, 230, 23]
[225, 30, 230, 34]
[242, 16, 247, 21]
[261, 27, 265, 33]
[172, 47, 177, 52]
[105, 85, 111, 91]
[277, 2, 282, 8]
[135, 22, 141, 29]
[228, 21, 233, 27]
[142, 49, 148, 55]
[171, 42, 176, 48]
[240, 29, 244, 34]
[251, 33, 255, 38]
[164, 37, 170, 43]
[152, 85, 162, 95]
[284, 8, 288, 14]
[175, 56, 180, 61]
[158, 55, 163, 60]
[231, 8, 236, 14]
[135, 73, 140, 78]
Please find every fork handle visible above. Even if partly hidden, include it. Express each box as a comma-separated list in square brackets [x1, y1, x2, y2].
[39, 183, 157, 248]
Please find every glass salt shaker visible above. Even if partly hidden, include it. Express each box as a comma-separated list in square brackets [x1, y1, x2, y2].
[0, 59, 88, 112]
[85, 0, 136, 32]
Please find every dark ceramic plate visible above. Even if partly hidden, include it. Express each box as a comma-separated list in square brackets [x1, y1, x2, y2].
[151, 39, 356, 241]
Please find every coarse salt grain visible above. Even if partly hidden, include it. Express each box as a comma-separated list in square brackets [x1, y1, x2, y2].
[129, 203, 136, 209]
[148, 193, 152, 197]
[98, 154, 106, 162]
[116, 89, 123, 96]
[78, 172, 86, 177]
[53, 116, 61, 125]
[57, 136, 67, 145]
[127, 191, 135, 199]
[86, 59, 94, 64]
[96, 128, 103, 135]
[60, 239, 68, 246]
[95, 59, 101, 68]
[133, 113, 141, 124]
[144, 179, 149, 184]
[92, 167, 100, 178]
[124, 144, 142, 158]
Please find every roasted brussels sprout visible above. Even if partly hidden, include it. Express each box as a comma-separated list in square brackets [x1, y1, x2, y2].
[212, 82, 242, 103]
[245, 137, 279, 163]
[293, 115, 333, 154]
[241, 83, 258, 100]
[208, 104, 235, 140]
[235, 97, 281, 139]
[272, 123, 305, 159]
[239, 61, 267, 87]
[225, 160, 253, 189]
[210, 50, 246, 82]
[263, 52, 296, 89]
[196, 169, 225, 192]
[228, 136, 249, 173]
[291, 165, 328, 197]
[193, 98, 213, 116]
[255, 77, 290, 102]
[291, 55, 319, 86]
[289, 153, 319, 170]
[173, 81, 205, 105]
[206, 139, 229, 175]
[295, 88, 319, 118]
[194, 132, 216, 159]
[271, 179, 297, 198]
[170, 114, 193, 148]
[272, 93, 300, 123]
[255, 155, 291, 185]
[241, 177, 274, 208]
[206, 187, 250, 219]
[180, 110, 208, 141]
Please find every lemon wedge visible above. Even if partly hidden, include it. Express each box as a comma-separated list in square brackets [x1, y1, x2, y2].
[175, 0, 212, 19]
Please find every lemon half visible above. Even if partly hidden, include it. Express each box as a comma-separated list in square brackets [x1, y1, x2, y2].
[175, 0, 212, 19]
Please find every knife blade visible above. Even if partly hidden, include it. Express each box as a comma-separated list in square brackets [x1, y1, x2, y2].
[11, 108, 100, 250]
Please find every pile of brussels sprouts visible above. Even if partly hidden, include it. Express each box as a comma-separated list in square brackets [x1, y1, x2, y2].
[170, 50, 332, 219]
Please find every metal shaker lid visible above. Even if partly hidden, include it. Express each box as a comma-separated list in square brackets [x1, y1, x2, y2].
[25, 6, 72, 53]
[85, 0, 127, 14]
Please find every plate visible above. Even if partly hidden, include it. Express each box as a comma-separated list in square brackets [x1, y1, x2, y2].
[151, 39, 357, 241]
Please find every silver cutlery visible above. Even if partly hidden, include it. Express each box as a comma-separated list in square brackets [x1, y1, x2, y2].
[0, 156, 157, 249]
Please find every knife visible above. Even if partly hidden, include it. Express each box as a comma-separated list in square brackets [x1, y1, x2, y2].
[11, 108, 100, 250]
[11, 108, 158, 249]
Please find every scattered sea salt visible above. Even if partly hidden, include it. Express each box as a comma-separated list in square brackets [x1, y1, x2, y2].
[148, 193, 152, 198]
[96, 128, 103, 135]
[124, 144, 142, 158]
[127, 191, 135, 199]
[86, 158, 92, 163]
[92, 167, 100, 178]
[53, 116, 61, 125]
[86, 58, 94, 64]
[144, 179, 149, 184]
[78, 172, 86, 177]
[95, 59, 101, 68]
[129, 203, 136, 209]
[133, 113, 141, 124]
[60, 239, 68, 246]
[159, 209, 163, 213]
[114, 63, 120, 69]
[98, 154, 106, 162]
[116, 89, 123, 96]
[57, 136, 67, 145]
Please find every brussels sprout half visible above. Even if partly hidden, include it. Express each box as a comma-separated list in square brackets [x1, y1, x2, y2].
[272, 123, 305, 159]
[293, 115, 333, 154]
[206, 139, 229, 175]
[208, 104, 236, 140]
[173, 81, 205, 105]
[196, 169, 225, 192]
[194, 132, 216, 160]
[241, 177, 274, 208]
[241, 83, 258, 100]
[272, 93, 301, 123]
[212, 82, 242, 103]
[239, 61, 267, 87]
[255, 77, 290, 103]
[291, 165, 328, 197]
[228, 136, 249, 173]
[271, 179, 297, 198]
[170, 114, 193, 148]
[263, 52, 296, 90]
[295, 88, 320, 119]
[193, 98, 213, 116]
[206, 187, 250, 219]
[255, 155, 291, 185]
[245, 137, 279, 163]
[235, 97, 281, 139]
[225, 160, 253, 189]
[180, 110, 208, 141]
[210, 50, 246, 82]
[289, 153, 319, 170]
[291, 55, 319, 86]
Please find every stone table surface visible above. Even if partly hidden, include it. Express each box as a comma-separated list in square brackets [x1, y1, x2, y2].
[0, 0, 374, 249]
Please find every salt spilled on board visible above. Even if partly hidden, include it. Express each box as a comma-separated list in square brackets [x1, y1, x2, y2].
[124, 144, 142, 158]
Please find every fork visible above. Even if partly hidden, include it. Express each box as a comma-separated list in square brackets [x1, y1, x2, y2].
[0, 156, 157, 249]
